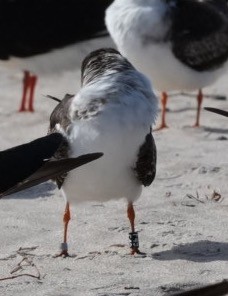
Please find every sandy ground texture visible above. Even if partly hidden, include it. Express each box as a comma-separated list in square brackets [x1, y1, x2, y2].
[0, 37, 228, 296]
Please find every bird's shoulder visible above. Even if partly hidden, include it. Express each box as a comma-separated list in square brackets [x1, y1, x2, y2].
[49, 94, 74, 133]
[49, 94, 75, 188]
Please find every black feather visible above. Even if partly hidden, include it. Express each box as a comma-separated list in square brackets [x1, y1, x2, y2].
[134, 129, 156, 187]
[171, 0, 228, 71]
[0, 133, 63, 193]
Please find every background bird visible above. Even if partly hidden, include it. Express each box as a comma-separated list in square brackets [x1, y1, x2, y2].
[48, 48, 157, 257]
[106, 0, 228, 129]
[0, 0, 113, 112]
[0, 133, 103, 197]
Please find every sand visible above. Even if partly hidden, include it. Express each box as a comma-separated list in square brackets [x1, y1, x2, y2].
[0, 37, 228, 296]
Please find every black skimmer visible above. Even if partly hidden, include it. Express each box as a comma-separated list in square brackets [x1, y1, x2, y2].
[0, 0, 113, 112]
[172, 280, 228, 296]
[48, 48, 157, 257]
[0, 133, 103, 197]
[105, 0, 228, 129]
[205, 107, 228, 117]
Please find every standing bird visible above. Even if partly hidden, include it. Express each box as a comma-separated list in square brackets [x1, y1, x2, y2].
[49, 48, 157, 257]
[0, 0, 113, 112]
[0, 133, 103, 197]
[105, 0, 228, 129]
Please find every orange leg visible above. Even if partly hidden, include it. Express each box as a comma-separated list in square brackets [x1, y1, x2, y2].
[155, 92, 169, 130]
[19, 71, 30, 112]
[28, 75, 37, 112]
[127, 202, 140, 255]
[55, 202, 71, 257]
[193, 89, 203, 127]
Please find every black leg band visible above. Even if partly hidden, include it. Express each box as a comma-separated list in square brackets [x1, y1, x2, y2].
[129, 232, 139, 249]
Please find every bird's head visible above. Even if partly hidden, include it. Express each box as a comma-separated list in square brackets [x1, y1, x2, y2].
[81, 48, 133, 85]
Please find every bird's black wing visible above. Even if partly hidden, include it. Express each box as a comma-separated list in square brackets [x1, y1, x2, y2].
[205, 107, 228, 117]
[0, 133, 64, 193]
[172, 280, 228, 296]
[171, 0, 228, 71]
[0, 153, 103, 198]
[134, 129, 156, 187]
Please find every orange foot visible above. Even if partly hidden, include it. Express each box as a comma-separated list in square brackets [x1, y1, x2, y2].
[19, 107, 27, 112]
[130, 248, 146, 256]
[53, 250, 70, 258]
[53, 243, 70, 258]
[154, 123, 169, 131]
[192, 123, 200, 128]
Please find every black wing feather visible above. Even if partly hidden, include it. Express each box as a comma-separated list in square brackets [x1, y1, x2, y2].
[0, 133, 63, 193]
[205, 107, 228, 117]
[171, 0, 228, 71]
[134, 129, 156, 187]
[0, 153, 103, 198]
[173, 280, 228, 296]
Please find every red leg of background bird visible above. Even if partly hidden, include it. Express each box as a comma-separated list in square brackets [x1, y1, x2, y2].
[28, 75, 37, 112]
[19, 71, 30, 112]
[55, 202, 71, 257]
[127, 202, 140, 255]
[193, 89, 203, 127]
[155, 92, 169, 130]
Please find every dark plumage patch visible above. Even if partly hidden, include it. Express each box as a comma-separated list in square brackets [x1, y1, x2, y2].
[171, 0, 228, 71]
[73, 98, 107, 120]
[134, 129, 156, 187]
[81, 48, 134, 85]
[49, 94, 74, 133]
[49, 94, 74, 188]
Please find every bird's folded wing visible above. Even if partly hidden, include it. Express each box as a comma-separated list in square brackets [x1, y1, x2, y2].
[0, 153, 103, 198]
[171, 0, 228, 71]
[172, 280, 228, 296]
[205, 107, 228, 118]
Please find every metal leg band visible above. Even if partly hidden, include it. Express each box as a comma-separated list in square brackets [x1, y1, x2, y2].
[60, 243, 68, 252]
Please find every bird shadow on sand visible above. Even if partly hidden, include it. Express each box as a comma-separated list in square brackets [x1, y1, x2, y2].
[4, 181, 57, 200]
[166, 106, 196, 113]
[152, 240, 228, 262]
[203, 126, 228, 134]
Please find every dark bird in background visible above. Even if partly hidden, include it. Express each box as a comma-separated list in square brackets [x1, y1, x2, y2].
[172, 280, 228, 296]
[205, 107, 228, 117]
[0, 133, 103, 197]
[0, 0, 113, 112]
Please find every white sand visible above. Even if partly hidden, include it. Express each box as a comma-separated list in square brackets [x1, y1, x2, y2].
[0, 37, 228, 296]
